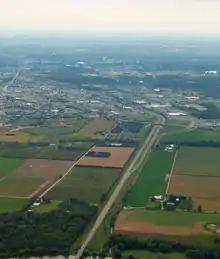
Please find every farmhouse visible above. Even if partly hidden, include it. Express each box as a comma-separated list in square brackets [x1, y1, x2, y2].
[153, 195, 163, 201]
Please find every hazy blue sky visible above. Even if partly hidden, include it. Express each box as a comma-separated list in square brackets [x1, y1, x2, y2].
[0, 0, 220, 35]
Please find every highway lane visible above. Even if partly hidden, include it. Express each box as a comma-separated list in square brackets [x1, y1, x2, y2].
[74, 115, 165, 259]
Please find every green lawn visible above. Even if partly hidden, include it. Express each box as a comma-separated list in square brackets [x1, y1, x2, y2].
[129, 209, 220, 227]
[0, 158, 23, 178]
[161, 129, 220, 142]
[0, 197, 28, 213]
[125, 150, 175, 207]
[46, 167, 121, 203]
[0, 176, 44, 197]
[124, 250, 188, 259]
[33, 200, 61, 213]
[174, 147, 220, 176]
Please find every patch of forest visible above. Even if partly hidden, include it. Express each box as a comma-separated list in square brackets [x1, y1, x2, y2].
[0, 198, 97, 259]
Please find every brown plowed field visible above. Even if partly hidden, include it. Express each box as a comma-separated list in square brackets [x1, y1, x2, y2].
[168, 174, 220, 211]
[77, 146, 134, 168]
[168, 175, 220, 199]
[115, 210, 210, 237]
[13, 159, 74, 180]
[193, 198, 220, 212]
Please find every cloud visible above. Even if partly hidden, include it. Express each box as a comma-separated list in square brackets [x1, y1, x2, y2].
[0, 0, 219, 34]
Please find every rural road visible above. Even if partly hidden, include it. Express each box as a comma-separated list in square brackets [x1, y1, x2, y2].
[74, 114, 165, 259]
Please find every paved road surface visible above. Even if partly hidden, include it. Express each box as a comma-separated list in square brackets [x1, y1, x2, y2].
[74, 115, 165, 259]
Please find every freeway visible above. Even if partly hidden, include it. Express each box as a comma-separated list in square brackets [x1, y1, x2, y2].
[3, 71, 20, 90]
[75, 114, 165, 259]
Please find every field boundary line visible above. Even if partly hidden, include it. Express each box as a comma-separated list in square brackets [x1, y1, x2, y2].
[0, 195, 28, 199]
[166, 149, 178, 194]
[104, 121, 119, 138]
[39, 145, 96, 198]
[173, 173, 220, 178]
[29, 180, 51, 199]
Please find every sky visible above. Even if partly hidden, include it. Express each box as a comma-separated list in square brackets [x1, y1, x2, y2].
[0, 0, 220, 35]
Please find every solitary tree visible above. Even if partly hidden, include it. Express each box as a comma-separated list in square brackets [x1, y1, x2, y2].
[198, 205, 202, 213]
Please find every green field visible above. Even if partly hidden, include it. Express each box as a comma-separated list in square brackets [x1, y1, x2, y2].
[125, 150, 175, 207]
[32, 201, 61, 213]
[174, 147, 220, 176]
[161, 125, 187, 134]
[0, 197, 28, 213]
[161, 129, 220, 142]
[129, 209, 220, 227]
[46, 167, 121, 203]
[0, 158, 23, 178]
[124, 250, 188, 259]
[121, 111, 151, 121]
[0, 175, 44, 197]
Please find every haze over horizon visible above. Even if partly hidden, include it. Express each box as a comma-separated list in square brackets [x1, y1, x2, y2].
[0, 0, 220, 36]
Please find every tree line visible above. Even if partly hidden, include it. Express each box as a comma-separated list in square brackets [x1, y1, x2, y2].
[160, 140, 220, 148]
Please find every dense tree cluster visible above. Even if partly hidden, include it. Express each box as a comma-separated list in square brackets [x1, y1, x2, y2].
[86, 151, 111, 158]
[0, 199, 97, 259]
[108, 234, 220, 259]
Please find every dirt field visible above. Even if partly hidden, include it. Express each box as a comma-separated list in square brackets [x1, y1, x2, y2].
[168, 175, 220, 199]
[80, 118, 115, 134]
[0, 159, 74, 197]
[193, 198, 220, 212]
[115, 210, 211, 237]
[77, 146, 134, 168]
[168, 174, 220, 211]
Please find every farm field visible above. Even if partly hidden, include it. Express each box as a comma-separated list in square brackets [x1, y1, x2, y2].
[173, 147, 220, 177]
[161, 124, 187, 134]
[161, 129, 220, 142]
[0, 157, 23, 178]
[80, 118, 115, 134]
[46, 167, 121, 203]
[123, 250, 188, 259]
[121, 111, 151, 121]
[115, 209, 220, 237]
[110, 125, 149, 139]
[20, 119, 91, 143]
[0, 159, 74, 197]
[125, 150, 175, 207]
[22, 119, 88, 135]
[59, 141, 94, 149]
[0, 145, 85, 161]
[108, 121, 147, 139]
[0, 130, 42, 142]
[77, 146, 134, 168]
[71, 132, 103, 140]
[0, 197, 28, 213]
[22, 126, 75, 142]
[167, 174, 220, 211]
[0, 175, 44, 197]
